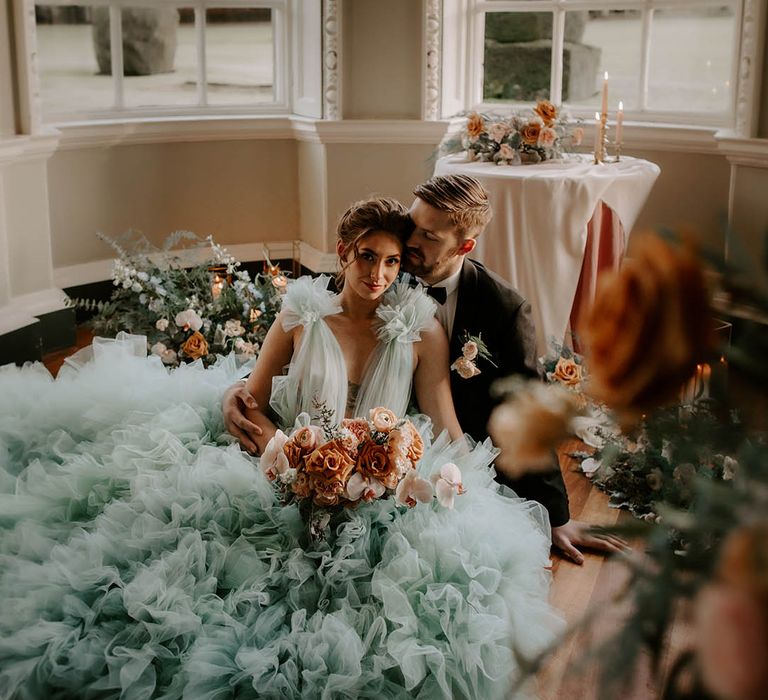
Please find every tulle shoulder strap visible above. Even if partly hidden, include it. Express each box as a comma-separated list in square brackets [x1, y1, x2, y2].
[375, 276, 437, 344]
[280, 275, 342, 332]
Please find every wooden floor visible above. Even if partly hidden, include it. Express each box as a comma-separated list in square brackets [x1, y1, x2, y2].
[42, 331, 686, 699]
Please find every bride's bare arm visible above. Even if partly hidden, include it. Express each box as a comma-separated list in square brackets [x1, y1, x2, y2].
[413, 319, 464, 441]
[239, 311, 295, 454]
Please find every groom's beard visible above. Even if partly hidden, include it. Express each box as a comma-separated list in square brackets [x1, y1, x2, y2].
[403, 248, 430, 278]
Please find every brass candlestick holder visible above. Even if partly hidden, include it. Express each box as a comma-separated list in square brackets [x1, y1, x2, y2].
[594, 113, 609, 164]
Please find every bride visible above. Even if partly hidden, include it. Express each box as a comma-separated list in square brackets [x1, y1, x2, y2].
[0, 197, 560, 700]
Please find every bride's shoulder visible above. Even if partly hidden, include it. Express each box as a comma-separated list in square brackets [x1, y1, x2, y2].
[280, 274, 342, 330]
[376, 276, 437, 342]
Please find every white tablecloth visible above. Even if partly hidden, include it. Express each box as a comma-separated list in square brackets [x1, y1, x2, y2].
[434, 153, 660, 354]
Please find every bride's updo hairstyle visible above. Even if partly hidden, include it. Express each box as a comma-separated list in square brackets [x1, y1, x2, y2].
[335, 196, 413, 289]
[413, 174, 493, 240]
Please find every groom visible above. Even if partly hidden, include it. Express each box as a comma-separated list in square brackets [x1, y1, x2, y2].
[402, 174, 624, 564]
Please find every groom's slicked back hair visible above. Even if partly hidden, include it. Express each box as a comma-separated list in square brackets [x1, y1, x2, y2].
[414, 174, 492, 239]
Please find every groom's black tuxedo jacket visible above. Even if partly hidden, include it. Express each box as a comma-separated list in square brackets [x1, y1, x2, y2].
[449, 258, 570, 527]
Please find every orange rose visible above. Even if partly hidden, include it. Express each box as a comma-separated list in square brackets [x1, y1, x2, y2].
[403, 421, 424, 463]
[534, 100, 558, 126]
[283, 438, 306, 470]
[181, 331, 209, 360]
[583, 233, 713, 424]
[306, 439, 355, 480]
[466, 112, 485, 140]
[357, 438, 399, 489]
[520, 122, 541, 146]
[309, 472, 347, 507]
[291, 472, 313, 500]
[552, 357, 583, 387]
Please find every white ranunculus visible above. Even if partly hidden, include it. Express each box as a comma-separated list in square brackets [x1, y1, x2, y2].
[155, 318, 169, 331]
[224, 319, 246, 337]
[150, 342, 167, 356]
[160, 349, 178, 365]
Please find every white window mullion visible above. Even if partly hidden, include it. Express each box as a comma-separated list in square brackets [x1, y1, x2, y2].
[195, 4, 207, 106]
[272, 5, 284, 105]
[469, 8, 485, 107]
[637, 4, 654, 112]
[109, 4, 124, 109]
[549, 7, 565, 104]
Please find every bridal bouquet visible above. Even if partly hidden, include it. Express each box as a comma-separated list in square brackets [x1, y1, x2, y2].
[260, 406, 465, 510]
[443, 101, 583, 165]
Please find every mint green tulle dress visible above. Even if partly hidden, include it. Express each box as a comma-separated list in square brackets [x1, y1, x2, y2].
[0, 277, 561, 699]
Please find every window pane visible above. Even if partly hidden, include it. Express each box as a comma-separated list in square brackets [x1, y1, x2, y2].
[120, 7, 197, 108]
[648, 6, 736, 112]
[483, 12, 552, 102]
[205, 8, 273, 105]
[35, 5, 113, 118]
[567, 10, 641, 110]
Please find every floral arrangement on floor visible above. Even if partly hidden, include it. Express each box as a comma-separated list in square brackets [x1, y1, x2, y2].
[260, 405, 465, 515]
[493, 230, 768, 700]
[441, 100, 584, 165]
[70, 231, 287, 367]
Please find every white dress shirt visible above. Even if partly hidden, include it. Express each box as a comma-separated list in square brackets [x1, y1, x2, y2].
[419, 266, 462, 340]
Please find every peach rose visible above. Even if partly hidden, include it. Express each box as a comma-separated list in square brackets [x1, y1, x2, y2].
[451, 356, 480, 379]
[466, 112, 485, 141]
[572, 127, 584, 146]
[294, 426, 321, 452]
[357, 438, 399, 489]
[498, 143, 516, 161]
[283, 437, 306, 469]
[403, 422, 424, 463]
[305, 439, 355, 480]
[537, 126, 557, 149]
[181, 331, 209, 360]
[521, 122, 542, 146]
[488, 380, 579, 479]
[291, 471, 313, 500]
[488, 122, 509, 143]
[695, 523, 768, 700]
[534, 100, 558, 126]
[370, 407, 398, 433]
[583, 233, 712, 424]
[462, 341, 479, 361]
[552, 357, 583, 387]
[342, 418, 369, 443]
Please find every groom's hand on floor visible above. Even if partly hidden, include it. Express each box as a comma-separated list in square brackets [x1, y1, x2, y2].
[223, 383, 263, 454]
[551, 519, 630, 565]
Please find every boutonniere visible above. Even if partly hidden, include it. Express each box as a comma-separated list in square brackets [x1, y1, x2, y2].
[451, 332, 497, 379]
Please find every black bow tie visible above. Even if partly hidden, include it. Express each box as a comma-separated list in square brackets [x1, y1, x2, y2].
[425, 286, 447, 305]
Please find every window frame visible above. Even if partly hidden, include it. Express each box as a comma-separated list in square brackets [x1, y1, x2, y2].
[26, 0, 292, 125]
[447, 0, 751, 131]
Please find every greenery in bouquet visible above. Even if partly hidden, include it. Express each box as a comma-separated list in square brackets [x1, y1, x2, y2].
[71, 231, 287, 366]
[441, 100, 584, 165]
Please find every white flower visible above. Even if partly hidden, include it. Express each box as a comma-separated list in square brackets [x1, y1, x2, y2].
[346, 473, 386, 502]
[224, 319, 246, 337]
[279, 467, 297, 485]
[430, 462, 465, 509]
[499, 143, 516, 161]
[175, 309, 203, 332]
[462, 341, 478, 361]
[131, 282, 142, 293]
[261, 430, 290, 481]
[234, 339, 258, 357]
[451, 356, 481, 379]
[155, 318, 169, 331]
[722, 456, 738, 481]
[150, 341, 167, 356]
[395, 469, 433, 507]
[160, 349, 178, 365]
[137, 271, 149, 282]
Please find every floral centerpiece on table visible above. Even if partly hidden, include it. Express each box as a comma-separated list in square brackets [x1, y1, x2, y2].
[70, 231, 287, 367]
[442, 101, 583, 165]
[261, 405, 465, 515]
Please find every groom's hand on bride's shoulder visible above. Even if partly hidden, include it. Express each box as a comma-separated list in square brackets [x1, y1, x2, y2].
[551, 519, 630, 565]
[222, 382, 263, 454]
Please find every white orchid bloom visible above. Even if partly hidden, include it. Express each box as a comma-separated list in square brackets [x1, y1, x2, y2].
[395, 469, 433, 508]
[346, 472, 386, 502]
[261, 430, 290, 482]
[174, 309, 203, 332]
[430, 462, 465, 509]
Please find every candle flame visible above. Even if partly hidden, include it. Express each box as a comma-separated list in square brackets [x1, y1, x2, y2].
[619, 100, 624, 111]
[604, 71, 609, 80]
[595, 111, 600, 121]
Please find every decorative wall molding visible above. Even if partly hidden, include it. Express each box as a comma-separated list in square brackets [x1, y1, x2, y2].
[734, 0, 766, 138]
[292, 118, 451, 145]
[619, 123, 721, 155]
[322, 0, 341, 120]
[53, 240, 337, 289]
[0, 288, 68, 336]
[716, 133, 768, 168]
[422, 0, 441, 121]
[0, 133, 60, 164]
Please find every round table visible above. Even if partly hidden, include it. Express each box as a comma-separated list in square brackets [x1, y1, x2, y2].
[434, 153, 660, 355]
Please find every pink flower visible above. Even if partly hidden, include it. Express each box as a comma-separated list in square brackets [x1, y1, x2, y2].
[294, 426, 322, 451]
[261, 430, 290, 481]
[537, 126, 557, 149]
[395, 469, 433, 507]
[572, 127, 584, 146]
[461, 341, 478, 361]
[451, 356, 481, 379]
[155, 318, 169, 331]
[498, 143, 516, 161]
[369, 407, 398, 433]
[430, 462, 465, 509]
[346, 472, 386, 502]
[488, 122, 509, 143]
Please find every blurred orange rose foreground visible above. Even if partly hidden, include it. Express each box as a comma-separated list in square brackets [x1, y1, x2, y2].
[582, 233, 713, 423]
